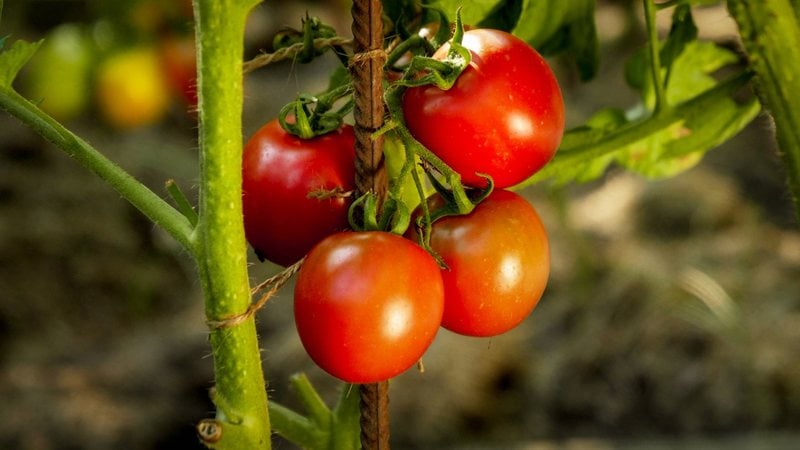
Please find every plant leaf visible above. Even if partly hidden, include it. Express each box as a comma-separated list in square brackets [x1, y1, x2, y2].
[512, 0, 598, 80]
[0, 38, 41, 88]
[424, 0, 504, 27]
[618, 40, 753, 178]
[565, 1, 599, 81]
[531, 108, 627, 184]
[477, 0, 523, 31]
[526, 70, 758, 186]
[660, 3, 698, 74]
[512, 0, 591, 48]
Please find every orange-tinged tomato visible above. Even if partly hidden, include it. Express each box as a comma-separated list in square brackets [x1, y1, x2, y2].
[408, 190, 550, 337]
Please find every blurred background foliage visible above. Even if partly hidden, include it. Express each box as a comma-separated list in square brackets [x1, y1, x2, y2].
[0, 0, 799, 449]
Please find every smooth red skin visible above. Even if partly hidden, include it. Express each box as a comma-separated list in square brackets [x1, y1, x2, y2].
[408, 190, 550, 336]
[294, 231, 444, 383]
[242, 120, 356, 266]
[402, 29, 565, 188]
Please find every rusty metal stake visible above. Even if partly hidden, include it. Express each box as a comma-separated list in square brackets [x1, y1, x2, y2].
[350, 0, 390, 448]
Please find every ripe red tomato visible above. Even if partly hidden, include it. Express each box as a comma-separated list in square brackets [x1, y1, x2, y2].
[407, 189, 549, 337]
[402, 29, 565, 188]
[242, 119, 355, 266]
[294, 231, 444, 383]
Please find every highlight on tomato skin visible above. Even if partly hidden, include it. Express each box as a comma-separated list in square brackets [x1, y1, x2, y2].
[242, 119, 356, 267]
[293, 231, 445, 383]
[402, 28, 565, 189]
[407, 189, 550, 337]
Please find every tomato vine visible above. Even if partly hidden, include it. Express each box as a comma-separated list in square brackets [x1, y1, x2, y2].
[1, 0, 799, 449]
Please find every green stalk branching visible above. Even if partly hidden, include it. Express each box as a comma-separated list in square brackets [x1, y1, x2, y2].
[0, 88, 196, 252]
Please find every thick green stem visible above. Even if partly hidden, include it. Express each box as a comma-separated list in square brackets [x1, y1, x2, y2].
[728, 0, 800, 220]
[0, 88, 195, 252]
[193, 0, 270, 449]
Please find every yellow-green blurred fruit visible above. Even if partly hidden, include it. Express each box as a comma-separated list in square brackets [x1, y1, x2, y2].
[24, 24, 94, 121]
[96, 46, 171, 129]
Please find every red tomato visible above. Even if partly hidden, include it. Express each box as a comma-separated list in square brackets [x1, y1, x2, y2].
[402, 29, 565, 188]
[160, 33, 197, 109]
[242, 119, 356, 266]
[408, 189, 550, 336]
[294, 231, 444, 383]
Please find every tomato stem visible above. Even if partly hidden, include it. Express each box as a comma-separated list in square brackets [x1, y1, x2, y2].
[165, 179, 199, 227]
[0, 88, 196, 252]
[193, 0, 272, 448]
[644, 0, 668, 114]
[290, 373, 332, 426]
[727, 0, 800, 220]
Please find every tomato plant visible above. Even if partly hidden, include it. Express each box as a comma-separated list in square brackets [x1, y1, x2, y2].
[242, 119, 356, 266]
[3, 0, 799, 448]
[402, 28, 565, 188]
[408, 189, 550, 336]
[293, 231, 444, 383]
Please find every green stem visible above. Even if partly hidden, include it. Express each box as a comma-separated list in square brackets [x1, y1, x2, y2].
[166, 179, 199, 227]
[290, 373, 331, 426]
[0, 87, 195, 252]
[269, 402, 326, 449]
[727, 0, 800, 220]
[193, 0, 271, 448]
[644, 0, 668, 114]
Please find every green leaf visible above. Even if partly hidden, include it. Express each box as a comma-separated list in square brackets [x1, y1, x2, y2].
[660, 4, 698, 70]
[663, 40, 738, 103]
[661, 4, 698, 87]
[424, 0, 504, 26]
[0, 39, 42, 88]
[565, 1, 599, 81]
[532, 108, 627, 184]
[624, 47, 648, 91]
[477, 0, 523, 31]
[619, 40, 751, 178]
[525, 70, 758, 186]
[634, 40, 738, 109]
[326, 65, 350, 92]
[663, 95, 760, 162]
[512, 0, 590, 48]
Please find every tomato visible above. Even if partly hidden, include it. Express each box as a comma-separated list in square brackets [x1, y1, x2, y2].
[95, 46, 171, 129]
[242, 119, 356, 266]
[294, 231, 444, 383]
[160, 33, 198, 109]
[24, 24, 94, 121]
[407, 189, 549, 336]
[402, 29, 565, 188]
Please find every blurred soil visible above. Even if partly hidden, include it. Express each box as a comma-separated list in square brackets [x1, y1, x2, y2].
[1, 1, 800, 449]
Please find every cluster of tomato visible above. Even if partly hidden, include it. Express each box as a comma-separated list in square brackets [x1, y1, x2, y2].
[22, 0, 196, 129]
[243, 29, 564, 384]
